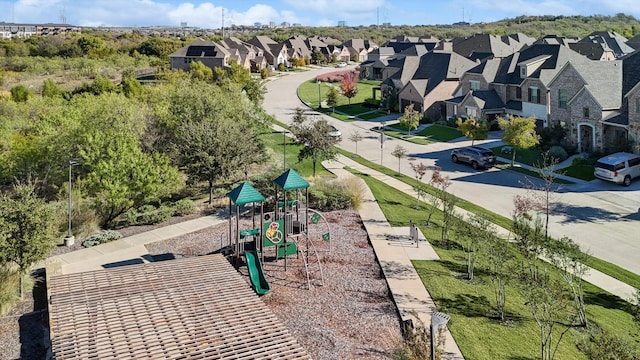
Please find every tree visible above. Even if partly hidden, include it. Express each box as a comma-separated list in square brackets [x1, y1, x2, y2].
[456, 116, 490, 145]
[311, 48, 325, 64]
[326, 87, 339, 112]
[349, 130, 363, 155]
[498, 115, 540, 166]
[391, 145, 407, 174]
[399, 103, 421, 136]
[0, 183, 58, 298]
[483, 225, 513, 322]
[410, 162, 427, 209]
[545, 236, 589, 327]
[340, 70, 359, 105]
[424, 167, 443, 226]
[457, 214, 494, 281]
[289, 108, 339, 177]
[121, 76, 144, 99]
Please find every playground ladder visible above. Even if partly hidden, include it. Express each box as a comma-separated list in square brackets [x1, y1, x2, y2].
[293, 234, 324, 289]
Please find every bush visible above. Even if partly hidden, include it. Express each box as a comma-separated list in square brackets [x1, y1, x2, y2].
[172, 199, 197, 216]
[136, 205, 173, 225]
[82, 230, 122, 248]
[576, 328, 638, 360]
[309, 177, 365, 211]
[277, 63, 285, 72]
[538, 123, 566, 150]
[10, 84, 33, 102]
[364, 97, 380, 108]
[547, 145, 568, 162]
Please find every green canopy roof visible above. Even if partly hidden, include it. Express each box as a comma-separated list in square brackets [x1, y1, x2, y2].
[273, 169, 309, 190]
[227, 181, 265, 205]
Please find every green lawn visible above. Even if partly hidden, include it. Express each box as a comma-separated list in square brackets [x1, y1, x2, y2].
[335, 147, 640, 290]
[298, 79, 381, 110]
[418, 124, 464, 142]
[334, 103, 373, 116]
[491, 145, 545, 166]
[358, 110, 388, 120]
[356, 171, 640, 360]
[260, 131, 331, 177]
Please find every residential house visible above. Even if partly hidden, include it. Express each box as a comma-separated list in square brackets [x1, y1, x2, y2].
[360, 47, 396, 80]
[285, 35, 313, 61]
[547, 60, 622, 152]
[626, 34, 640, 50]
[169, 39, 232, 71]
[218, 37, 264, 70]
[569, 42, 617, 61]
[396, 50, 478, 118]
[342, 38, 378, 54]
[577, 31, 635, 58]
[445, 44, 594, 127]
[435, 33, 534, 62]
[247, 36, 290, 68]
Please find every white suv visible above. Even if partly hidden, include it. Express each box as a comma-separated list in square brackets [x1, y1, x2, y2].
[594, 152, 640, 186]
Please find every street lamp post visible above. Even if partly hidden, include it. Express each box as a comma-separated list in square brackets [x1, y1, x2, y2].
[317, 80, 321, 109]
[64, 160, 79, 247]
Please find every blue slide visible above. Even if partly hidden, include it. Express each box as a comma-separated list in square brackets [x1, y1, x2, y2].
[245, 250, 271, 295]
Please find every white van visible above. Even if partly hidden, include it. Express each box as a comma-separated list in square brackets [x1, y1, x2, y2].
[594, 152, 640, 186]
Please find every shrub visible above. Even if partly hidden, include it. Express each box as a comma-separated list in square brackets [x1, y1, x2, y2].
[364, 97, 380, 107]
[309, 177, 365, 211]
[277, 63, 285, 72]
[576, 328, 638, 360]
[260, 67, 269, 79]
[538, 123, 566, 151]
[82, 230, 122, 248]
[172, 199, 197, 216]
[10, 84, 33, 102]
[136, 205, 173, 225]
[547, 145, 568, 162]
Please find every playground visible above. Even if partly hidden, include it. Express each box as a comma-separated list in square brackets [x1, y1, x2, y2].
[145, 209, 402, 359]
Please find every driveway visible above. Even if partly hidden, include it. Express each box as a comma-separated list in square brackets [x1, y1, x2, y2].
[263, 67, 640, 275]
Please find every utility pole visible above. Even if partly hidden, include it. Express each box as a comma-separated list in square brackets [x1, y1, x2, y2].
[221, 8, 225, 38]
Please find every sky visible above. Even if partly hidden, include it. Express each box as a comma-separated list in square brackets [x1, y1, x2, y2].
[0, 0, 639, 28]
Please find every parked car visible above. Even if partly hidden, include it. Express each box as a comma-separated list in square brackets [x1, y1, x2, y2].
[328, 125, 342, 141]
[451, 146, 496, 169]
[594, 152, 640, 186]
[335, 62, 347, 68]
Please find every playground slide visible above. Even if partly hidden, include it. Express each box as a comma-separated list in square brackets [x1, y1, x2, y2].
[245, 250, 271, 296]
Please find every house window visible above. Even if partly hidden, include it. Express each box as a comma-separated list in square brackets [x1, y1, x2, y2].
[558, 89, 568, 109]
[583, 107, 590, 118]
[515, 87, 522, 99]
[520, 66, 527, 78]
[528, 87, 540, 104]
[465, 106, 477, 118]
[470, 80, 480, 91]
[636, 98, 640, 113]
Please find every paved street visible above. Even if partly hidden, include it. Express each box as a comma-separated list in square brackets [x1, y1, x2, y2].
[263, 66, 640, 275]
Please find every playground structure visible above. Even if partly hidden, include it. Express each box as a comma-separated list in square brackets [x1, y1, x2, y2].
[226, 169, 331, 293]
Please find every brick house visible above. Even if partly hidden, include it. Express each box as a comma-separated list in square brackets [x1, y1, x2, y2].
[169, 39, 232, 72]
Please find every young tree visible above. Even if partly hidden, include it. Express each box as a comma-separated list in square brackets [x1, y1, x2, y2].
[424, 167, 444, 226]
[42, 79, 63, 98]
[456, 116, 490, 145]
[512, 196, 547, 282]
[498, 115, 540, 167]
[311, 48, 325, 64]
[457, 214, 495, 281]
[545, 236, 589, 327]
[391, 145, 407, 174]
[340, 70, 359, 105]
[483, 226, 514, 322]
[289, 108, 339, 177]
[399, 103, 421, 136]
[326, 87, 339, 112]
[349, 130, 363, 155]
[410, 162, 427, 209]
[0, 183, 58, 298]
[529, 153, 561, 240]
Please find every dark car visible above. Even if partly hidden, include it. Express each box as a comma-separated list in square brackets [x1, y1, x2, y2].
[451, 146, 496, 169]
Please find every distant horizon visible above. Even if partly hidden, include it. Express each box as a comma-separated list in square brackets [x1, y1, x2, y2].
[0, 1, 639, 29]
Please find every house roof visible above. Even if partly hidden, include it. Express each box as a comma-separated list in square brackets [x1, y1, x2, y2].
[227, 181, 265, 205]
[603, 112, 628, 126]
[169, 38, 229, 58]
[492, 44, 590, 86]
[569, 42, 612, 60]
[48, 254, 311, 360]
[572, 60, 623, 109]
[468, 89, 505, 110]
[578, 31, 635, 58]
[621, 50, 640, 97]
[409, 51, 477, 96]
[436, 33, 530, 61]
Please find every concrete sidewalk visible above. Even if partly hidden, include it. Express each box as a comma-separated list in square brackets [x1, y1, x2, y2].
[46, 215, 227, 276]
[327, 154, 638, 303]
[323, 160, 465, 360]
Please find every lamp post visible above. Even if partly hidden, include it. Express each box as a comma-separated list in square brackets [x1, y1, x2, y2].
[64, 160, 79, 247]
[317, 80, 321, 109]
[430, 311, 451, 360]
[283, 130, 291, 170]
[380, 121, 386, 165]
